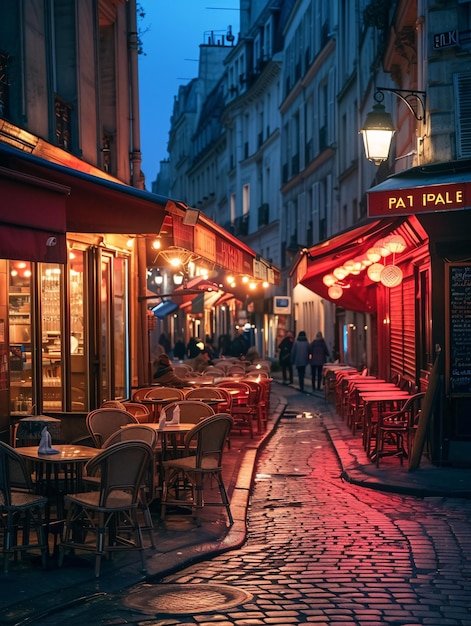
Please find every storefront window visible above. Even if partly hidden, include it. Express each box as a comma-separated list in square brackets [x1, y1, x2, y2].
[8, 261, 33, 414]
[69, 250, 88, 410]
[113, 256, 128, 399]
[40, 264, 63, 411]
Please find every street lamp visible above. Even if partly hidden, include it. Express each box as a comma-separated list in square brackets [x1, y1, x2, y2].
[360, 87, 426, 165]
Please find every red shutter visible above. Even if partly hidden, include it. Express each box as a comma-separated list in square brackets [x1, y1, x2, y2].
[389, 275, 416, 379]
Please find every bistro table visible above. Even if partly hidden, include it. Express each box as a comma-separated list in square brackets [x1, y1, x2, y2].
[123, 421, 196, 460]
[17, 444, 100, 553]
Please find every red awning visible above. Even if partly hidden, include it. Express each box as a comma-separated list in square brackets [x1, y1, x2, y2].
[0, 144, 169, 235]
[0, 164, 68, 263]
[292, 216, 428, 313]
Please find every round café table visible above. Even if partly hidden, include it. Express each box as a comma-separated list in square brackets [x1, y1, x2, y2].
[17, 444, 100, 552]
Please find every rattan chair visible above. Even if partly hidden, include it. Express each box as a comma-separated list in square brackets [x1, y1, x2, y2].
[160, 414, 234, 526]
[86, 408, 139, 448]
[59, 441, 153, 577]
[122, 402, 152, 423]
[0, 441, 48, 573]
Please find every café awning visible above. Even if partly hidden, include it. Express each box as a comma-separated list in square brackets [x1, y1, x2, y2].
[291, 215, 428, 313]
[152, 300, 179, 318]
[0, 143, 171, 236]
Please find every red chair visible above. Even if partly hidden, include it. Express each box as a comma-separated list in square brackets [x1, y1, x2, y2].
[217, 381, 255, 437]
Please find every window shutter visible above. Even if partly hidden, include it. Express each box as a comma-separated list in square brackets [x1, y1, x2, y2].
[454, 72, 471, 158]
[390, 275, 416, 380]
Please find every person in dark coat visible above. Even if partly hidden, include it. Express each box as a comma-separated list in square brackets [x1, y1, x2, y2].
[278, 331, 294, 384]
[290, 331, 310, 392]
[309, 331, 330, 390]
[152, 353, 194, 388]
[173, 337, 186, 361]
[187, 337, 202, 359]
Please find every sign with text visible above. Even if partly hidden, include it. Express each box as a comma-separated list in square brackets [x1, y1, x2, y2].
[368, 181, 470, 217]
[446, 264, 471, 396]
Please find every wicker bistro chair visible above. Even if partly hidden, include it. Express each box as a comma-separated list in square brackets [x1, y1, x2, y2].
[101, 425, 160, 546]
[122, 402, 152, 423]
[101, 400, 126, 410]
[0, 441, 48, 573]
[160, 414, 234, 527]
[86, 408, 139, 448]
[144, 387, 186, 401]
[375, 392, 426, 467]
[132, 387, 157, 402]
[217, 381, 256, 437]
[59, 441, 153, 577]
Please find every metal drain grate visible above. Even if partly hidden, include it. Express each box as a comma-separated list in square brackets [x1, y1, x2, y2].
[122, 583, 253, 615]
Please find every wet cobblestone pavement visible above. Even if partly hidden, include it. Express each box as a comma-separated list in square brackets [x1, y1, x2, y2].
[31, 390, 471, 626]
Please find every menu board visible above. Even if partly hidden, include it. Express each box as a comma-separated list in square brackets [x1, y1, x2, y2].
[448, 264, 471, 396]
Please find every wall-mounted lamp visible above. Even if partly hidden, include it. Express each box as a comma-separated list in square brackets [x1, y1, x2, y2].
[360, 87, 426, 165]
[154, 269, 163, 286]
[173, 271, 184, 286]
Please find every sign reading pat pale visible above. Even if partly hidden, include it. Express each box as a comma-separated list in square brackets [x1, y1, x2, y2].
[368, 182, 469, 217]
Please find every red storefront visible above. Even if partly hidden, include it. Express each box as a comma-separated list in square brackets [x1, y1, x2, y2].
[293, 159, 471, 466]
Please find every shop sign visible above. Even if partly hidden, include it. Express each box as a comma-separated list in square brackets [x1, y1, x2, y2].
[368, 182, 470, 217]
[172, 216, 194, 250]
[194, 225, 216, 262]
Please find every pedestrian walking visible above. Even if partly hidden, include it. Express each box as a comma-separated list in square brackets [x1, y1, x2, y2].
[278, 331, 294, 384]
[309, 331, 329, 390]
[290, 330, 310, 392]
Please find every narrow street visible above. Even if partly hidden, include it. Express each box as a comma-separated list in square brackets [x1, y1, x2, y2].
[34, 389, 471, 626]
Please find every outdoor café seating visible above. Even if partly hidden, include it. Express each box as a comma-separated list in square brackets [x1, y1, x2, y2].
[59, 440, 153, 578]
[160, 413, 234, 527]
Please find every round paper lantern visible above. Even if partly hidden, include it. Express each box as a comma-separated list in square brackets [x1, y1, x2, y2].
[322, 274, 336, 287]
[380, 264, 403, 287]
[367, 262, 383, 282]
[366, 247, 382, 262]
[333, 267, 348, 280]
[328, 284, 343, 299]
[344, 259, 356, 272]
[383, 234, 406, 254]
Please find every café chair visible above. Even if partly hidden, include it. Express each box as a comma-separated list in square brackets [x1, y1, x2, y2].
[86, 408, 139, 448]
[144, 387, 186, 401]
[101, 425, 160, 545]
[59, 441, 153, 578]
[122, 402, 152, 423]
[132, 387, 157, 402]
[376, 392, 425, 466]
[100, 400, 126, 410]
[0, 441, 48, 573]
[217, 381, 255, 437]
[160, 414, 234, 527]
[159, 400, 215, 425]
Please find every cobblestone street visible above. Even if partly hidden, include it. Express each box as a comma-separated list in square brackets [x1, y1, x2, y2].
[35, 390, 471, 626]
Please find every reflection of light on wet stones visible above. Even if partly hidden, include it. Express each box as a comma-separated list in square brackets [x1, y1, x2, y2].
[122, 583, 253, 615]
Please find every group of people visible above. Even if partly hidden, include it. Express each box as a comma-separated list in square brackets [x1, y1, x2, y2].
[278, 330, 330, 393]
[152, 330, 260, 388]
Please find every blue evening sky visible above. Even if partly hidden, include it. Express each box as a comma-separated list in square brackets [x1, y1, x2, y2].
[138, 1, 240, 188]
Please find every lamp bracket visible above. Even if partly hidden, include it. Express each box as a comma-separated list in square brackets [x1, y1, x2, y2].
[375, 87, 426, 123]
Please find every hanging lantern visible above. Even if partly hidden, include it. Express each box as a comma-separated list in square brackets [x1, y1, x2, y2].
[366, 247, 382, 263]
[328, 284, 343, 299]
[375, 239, 392, 257]
[323, 274, 336, 287]
[344, 259, 356, 272]
[367, 262, 384, 282]
[333, 267, 348, 280]
[382, 234, 406, 254]
[380, 265, 403, 287]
